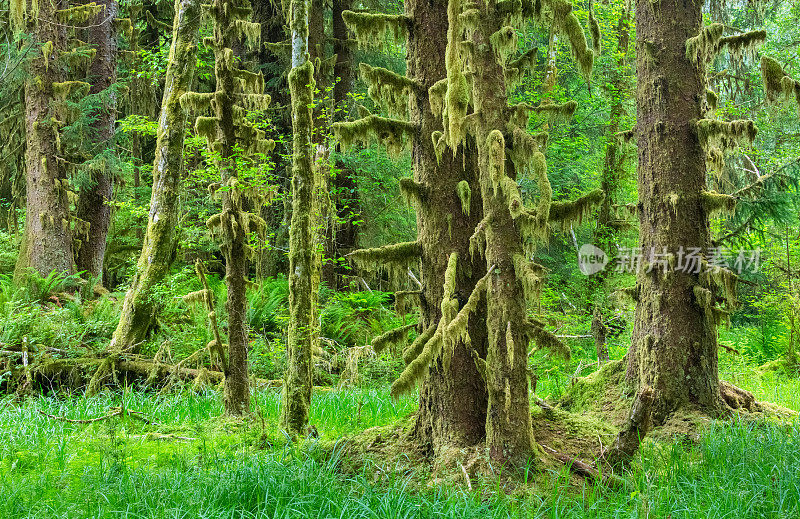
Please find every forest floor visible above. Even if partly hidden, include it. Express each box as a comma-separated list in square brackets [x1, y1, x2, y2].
[2, 358, 799, 518]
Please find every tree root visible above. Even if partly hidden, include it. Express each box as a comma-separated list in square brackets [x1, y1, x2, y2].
[601, 386, 655, 468]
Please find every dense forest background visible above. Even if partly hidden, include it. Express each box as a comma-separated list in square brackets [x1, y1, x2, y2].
[2, 0, 800, 516]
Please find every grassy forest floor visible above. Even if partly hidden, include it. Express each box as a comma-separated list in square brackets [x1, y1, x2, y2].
[2, 359, 799, 518]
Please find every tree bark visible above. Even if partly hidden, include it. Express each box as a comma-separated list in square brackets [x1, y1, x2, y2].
[110, 0, 202, 354]
[627, 0, 724, 422]
[407, 0, 488, 454]
[75, 0, 119, 280]
[15, 0, 75, 280]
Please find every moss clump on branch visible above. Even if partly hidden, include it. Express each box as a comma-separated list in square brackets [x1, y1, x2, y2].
[56, 2, 105, 24]
[402, 323, 436, 364]
[391, 326, 442, 399]
[548, 188, 604, 231]
[685, 23, 723, 65]
[761, 56, 800, 112]
[534, 101, 578, 123]
[348, 240, 422, 271]
[701, 190, 737, 215]
[695, 119, 757, 174]
[552, 0, 594, 80]
[527, 320, 570, 360]
[53, 81, 91, 101]
[428, 79, 449, 117]
[718, 30, 766, 62]
[180, 92, 215, 113]
[371, 323, 417, 354]
[333, 115, 418, 159]
[360, 63, 419, 118]
[506, 48, 538, 87]
[341, 11, 410, 49]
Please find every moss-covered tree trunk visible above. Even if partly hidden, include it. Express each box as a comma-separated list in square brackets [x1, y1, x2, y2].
[109, 0, 201, 354]
[626, 0, 723, 422]
[74, 0, 118, 280]
[470, 9, 535, 465]
[281, 0, 316, 435]
[15, 0, 75, 279]
[407, 0, 488, 454]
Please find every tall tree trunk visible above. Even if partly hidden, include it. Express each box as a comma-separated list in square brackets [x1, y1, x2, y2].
[407, 0, 487, 455]
[627, 0, 723, 422]
[110, 0, 202, 353]
[75, 0, 118, 281]
[281, 0, 316, 435]
[590, 2, 632, 363]
[15, 0, 75, 280]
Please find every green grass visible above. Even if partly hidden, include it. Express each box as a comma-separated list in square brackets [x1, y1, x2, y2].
[1, 384, 799, 518]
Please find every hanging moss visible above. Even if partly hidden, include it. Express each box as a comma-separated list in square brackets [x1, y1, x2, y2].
[371, 323, 417, 354]
[487, 130, 506, 192]
[429, 79, 448, 117]
[195, 116, 220, 143]
[552, 0, 594, 80]
[341, 11, 410, 48]
[402, 323, 436, 364]
[548, 188, 604, 230]
[399, 178, 428, 206]
[332, 115, 417, 159]
[685, 23, 723, 65]
[457, 180, 471, 216]
[490, 26, 518, 63]
[395, 290, 422, 315]
[527, 320, 570, 360]
[56, 3, 105, 24]
[761, 56, 800, 112]
[41, 41, 53, 70]
[700, 265, 738, 310]
[513, 253, 543, 305]
[180, 92, 215, 113]
[695, 119, 757, 173]
[445, 70, 470, 150]
[500, 176, 524, 218]
[446, 272, 489, 348]
[348, 240, 422, 270]
[360, 63, 419, 118]
[391, 326, 442, 399]
[718, 30, 766, 63]
[233, 19, 261, 50]
[534, 100, 577, 123]
[506, 47, 538, 87]
[693, 285, 713, 311]
[589, 5, 601, 55]
[52, 81, 91, 101]
[10, 0, 25, 35]
[701, 190, 737, 215]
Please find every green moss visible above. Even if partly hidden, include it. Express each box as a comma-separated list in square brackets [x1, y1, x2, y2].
[685, 23, 723, 65]
[341, 11, 410, 49]
[490, 26, 518, 63]
[589, 6, 601, 55]
[180, 92, 215, 112]
[552, 0, 594, 80]
[505, 48, 538, 87]
[701, 190, 736, 215]
[761, 56, 800, 112]
[486, 130, 506, 193]
[348, 241, 422, 271]
[548, 188, 604, 231]
[428, 79, 448, 117]
[392, 326, 442, 399]
[534, 100, 577, 123]
[512, 253, 543, 305]
[695, 119, 757, 174]
[52, 81, 91, 101]
[371, 323, 417, 354]
[527, 320, 570, 360]
[360, 63, 418, 118]
[456, 180, 471, 216]
[333, 115, 418, 159]
[718, 30, 766, 62]
[56, 2, 105, 24]
[233, 19, 261, 50]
